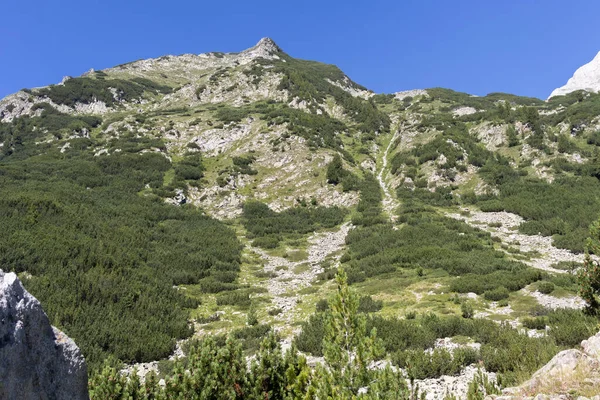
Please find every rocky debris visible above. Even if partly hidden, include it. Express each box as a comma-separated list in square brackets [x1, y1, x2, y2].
[288, 96, 310, 111]
[120, 361, 159, 384]
[472, 123, 507, 151]
[0, 91, 43, 122]
[252, 222, 352, 323]
[394, 89, 428, 101]
[481, 302, 514, 318]
[165, 188, 187, 206]
[531, 158, 555, 183]
[195, 69, 286, 105]
[321, 100, 346, 119]
[549, 51, 600, 99]
[0, 270, 88, 400]
[325, 77, 373, 99]
[189, 123, 254, 156]
[107, 38, 287, 95]
[522, 288, 585, 310]
[447, 208, 587, 274]
[453, 106, 478, 116]
[188, 185, 246, 220]
[432, 337, 481, 353]
[361, 158, 376, 172]
[377, 130, 401, 223]
[413, 365, 497, 400]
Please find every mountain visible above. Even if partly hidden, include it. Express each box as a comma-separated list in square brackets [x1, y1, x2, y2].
[2, 39, 600, 399]
[549, 51, 600, 98]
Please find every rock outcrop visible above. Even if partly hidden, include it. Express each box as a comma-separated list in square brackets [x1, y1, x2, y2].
[487, 331, 600, 399]
[0, 270, 88, 400]
[549, 51, 600, 99]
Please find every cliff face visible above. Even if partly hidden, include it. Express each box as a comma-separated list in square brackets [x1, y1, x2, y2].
[549, 51, 600, 99]
[0, 270, 88, 400]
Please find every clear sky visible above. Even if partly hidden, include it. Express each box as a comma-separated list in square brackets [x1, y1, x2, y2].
[1, 0, 599, 100]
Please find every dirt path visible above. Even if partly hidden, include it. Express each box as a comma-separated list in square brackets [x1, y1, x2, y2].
[377, 130, 401, 223]
[250, 222, 352, 324]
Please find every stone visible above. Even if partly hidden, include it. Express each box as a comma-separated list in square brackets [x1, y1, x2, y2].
[582, 331, 600, 358]
[549, 51, 600, 98]
[516, 349, 597, 395]
[0, 270, 88, 400]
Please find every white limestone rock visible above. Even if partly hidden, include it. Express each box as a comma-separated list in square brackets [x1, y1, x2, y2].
[549, 51, 600, 99]
[582, 331, 600, 358]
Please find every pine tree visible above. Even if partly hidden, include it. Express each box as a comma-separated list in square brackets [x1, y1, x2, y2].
[326, 154, 346, 185]
[319, 269, 384, 397]
[579, 219, 600, 312]
[506, 125, 519, 147]
[247, 302, 259, 326]
[250, 333, 287, 399]
[88, 362, 128, 400]
[282, 343, 312, 400]
[364, 365, 410, 399]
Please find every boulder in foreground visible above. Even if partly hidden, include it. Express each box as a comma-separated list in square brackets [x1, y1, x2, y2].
[0, 270, 88, 400]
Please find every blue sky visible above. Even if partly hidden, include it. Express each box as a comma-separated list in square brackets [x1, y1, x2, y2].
[1, 0, 598, 99]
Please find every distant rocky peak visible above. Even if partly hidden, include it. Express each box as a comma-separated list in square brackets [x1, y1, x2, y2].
[548, 51, 600, 99]
[239, 37, 282, 62]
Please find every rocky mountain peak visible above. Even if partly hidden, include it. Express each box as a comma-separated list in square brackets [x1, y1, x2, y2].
[239, 37, 282, 61]
[548, 50, 600, 99]
[255, 37, 281, 52]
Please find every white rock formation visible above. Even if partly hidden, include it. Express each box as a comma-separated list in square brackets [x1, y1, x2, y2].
[549, 51, 600, 99]
[394, 89, 428, 101]
[0, 270, 88, 400]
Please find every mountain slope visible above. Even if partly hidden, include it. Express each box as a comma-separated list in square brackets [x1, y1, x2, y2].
[1, 39, 600, 398]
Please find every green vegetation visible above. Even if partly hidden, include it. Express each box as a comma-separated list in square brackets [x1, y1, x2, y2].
[325, 154, 360, 191]
[352, 173, 386, 227]
[36, 76, 172, 107]
[296, 308, 584, 386]
[274, 56, 390, 134]
[426, 88, 544, 109]
[0, 114, 241, 370]
[90, 270, 418, 399]
[579, 217, 600, 312]
[392, 122, 494, 172]
[214, 102, 348, 150]
[232, 154, 257, 175]
[544, 91, 600, 128]
[345, 199, 539, 294]
[242, 201, 347, 248]
[8, 42, 600, 397]
[0, 104, 102, 159]
[473, 174, 600, 253]
[174, 152, 205, 187]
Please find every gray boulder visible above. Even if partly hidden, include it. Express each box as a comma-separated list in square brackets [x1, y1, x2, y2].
[582, 331, 600, 358]
[0, 270, 88, 400]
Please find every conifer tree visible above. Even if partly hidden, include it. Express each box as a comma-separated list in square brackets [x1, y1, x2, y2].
[250, 333, 287, 399]
[319, 269, 384, 397]
[326, 154, 346, 185]
[579, 219, 600, 312]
